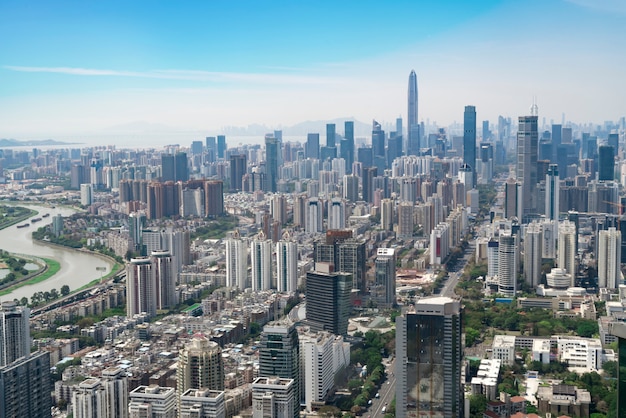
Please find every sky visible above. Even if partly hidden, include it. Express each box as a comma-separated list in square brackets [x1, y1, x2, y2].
[1, 0, 625, 144]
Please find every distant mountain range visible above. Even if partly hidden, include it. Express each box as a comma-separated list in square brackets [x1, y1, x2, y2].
[0, 138, 78, 147]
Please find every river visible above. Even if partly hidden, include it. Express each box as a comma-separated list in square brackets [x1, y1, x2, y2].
[0, 204, 114, 302]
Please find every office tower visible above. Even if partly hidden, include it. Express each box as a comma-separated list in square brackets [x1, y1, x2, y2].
[372, 120, 386, 170]
[52, 213, 64, 237]
[396, 297, 462, 418]
[205, 136, 217, 162]
[252, 377, 296, 418]
[498, 232, 517, 296]
[342, 174, 359, 202]
[0, 351, 51, 418]
[276, 241, 298, 293]
[524, 222, 543, 288]
[0, 301, 31, 366]
[551, 124, 562, 163]
[80, 183, 93, 206]
[177, 337, 224, 401]
[101, 367, 129, 418]
[70, 163, 86, 189]
[328, 198, 346, 230]
[251, 234, 273, 290]
[293, 194, 307, 228]
[175, 152, 189, 182]
[162, 228, 191, 272]
[161, 154, 176, 181]
[357, 146, 373, 168]
[387, 134, 402, 168]
[337, 240, 367, 293]
[380, 198, 393, 231]
[398, 201, 414, 239]
[407, 70, 420, 155]
[73, 378, 106, 418]
[151, 250, 177, 311]
[546, 164, 560, 221]
[265, 136, 280, 192]
[305, 133, 320, 160]
[229, 154, 247, 192]
[325, 123, 336, 148]
[299, 331, 351, 412]
[259, 322, 300, 413]
[225, 234, 247, 290]
[305, 198, 323, 234]
[373, 248, 396, 308]
[191, 140, 203, 155]
[504, 179, 518, 219]
[127, 257, 156, 317]
[558, 220, 577, 285]
[598, 227, 621, 289]
[271, 194, 287, 226]
[204, 180, 224, 217]
[517, 116, 539, 220]
[306, 269, 352, 335]
[482, 120, 491, 140]
[362, 166, 377, 203]
[129, 386, 177, 418]
[463, 105, 477, 185]
[179, 389, 226, 418]
[598, 145, 615, 181]
[458, 164, 474, 193]
[217, 135, 226, 159]
[341, 121, 355, 174]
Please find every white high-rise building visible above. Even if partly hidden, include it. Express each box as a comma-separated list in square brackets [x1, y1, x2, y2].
[126, 258, 156, 317]
[299, 332, 350, 412]
[179, 389, 226, 418]
[151, 250, 177, 311]
[523, 222, 543, 288]
[397, 201, 414, 239]
[558, 220, 577, 285]
[251, 233, 273, 290]
[598, 227, 622, 289]
[0, 301, 30, 367]
[276, 241, 298, 293]
[498, 232, 517, 296]
[181, 188, 205, 217]
[129, 386, 176, 418]
[305, 198, 323, 234]
[252, 377, 296, 418]
[177, 337, 224, 399]
[101, 367, 129, 418]
[381, 198, 393, 231]
[327, 198, 346, 230]
[73, 379, 106, 418]
[225, 233, 248, 290]
[80, 183, 93, 206]
[541, 219, 557, 259]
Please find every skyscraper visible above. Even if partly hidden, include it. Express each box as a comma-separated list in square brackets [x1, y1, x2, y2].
[101, 367, 129, 418]
[598, 227, 621, 289]
[598, 144, 615, 181]
[177, 337, 224, 398]
[305, 198, 323, 234]
[463, 105, 477, 185]
[259, 322, 301, 414]
[230, 154, 247, 192]
[498, 232, 518, 296]
[326, 123, 336, 148]
[407, 70, 419, 155]
[0, 350, 51, 418]
[305, 133, 320, 160]
[265, 136, 280, 193]
[0, 301, 31, 367]
[517, 116, 539, 221]
[396, 297, 462, 418]
[341, 121, 355, 173]
[151, 250, 177, 311]
[306, 268, 352, 336]
[373, 248, 396, 308]
[276, 240, 298, 293]
[126, 257, 156, 317]
[524, 221, 543, 288]
[328, 198, 346, 230]
[252, 377, 296, 418]
[558, 220, 577, 285]
[251, 233, 273, 291]
[545, 164, 560, 221]
[225, 233, 248, 290]
[175, 152, 189, 182]
[217, 135, 226, 159]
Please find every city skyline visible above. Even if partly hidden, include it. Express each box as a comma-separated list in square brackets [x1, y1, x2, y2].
[1, 0, 625, 144]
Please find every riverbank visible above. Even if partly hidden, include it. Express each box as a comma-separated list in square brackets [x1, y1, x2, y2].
[0, 205, 38, 230]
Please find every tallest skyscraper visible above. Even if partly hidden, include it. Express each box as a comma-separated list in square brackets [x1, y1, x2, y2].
[407, 70, 420, 155]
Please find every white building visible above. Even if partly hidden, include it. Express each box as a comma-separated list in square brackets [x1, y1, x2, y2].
[491, 335, 516, 366]
[497, 232, 517, 297]
[225, 234, 248, 290]
[555, 336, 603, 371]
[327, 198, 346, 230]
[523, 221, 543, 288]
[129, 385, 176, 418]
[299, 332, 350, 412]
[598, 227, 622, 289]
[80, 183, 93, 206]
[181, 188, 205, 217]
[305, 198, 323, 234]
[252, 377, 296, 418]
[430, 222, 450, 266]
[532, 339, 551, 364]
[380, 198, 393, 231]
[73, 379, 106, 418]
[251, 234, 273, 291]
[276, 240, 298, 293]
[558, 220, 577, 280]
[179, 388, 225, 418]
[470, 359, 501, 400]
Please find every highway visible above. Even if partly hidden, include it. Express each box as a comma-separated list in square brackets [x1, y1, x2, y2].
[366, 357, 396, 416]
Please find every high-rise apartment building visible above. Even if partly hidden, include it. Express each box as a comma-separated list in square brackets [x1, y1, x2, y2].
[129, 385, 177, 418]
[0, 351, 51, 418]
[305, 198, 323, 234]
[101, 367, 129, 418]
[524, 222, 543, 288]
[558, 220, 578, 285]
[259, 322, 300, 413]
[397, 201, 414, 239]
[251, 234, 273, 291]
[498, 233, 518, 296]
[306, 268, 352, 336]
[342, 174, 359, 203]
[328, 198, 346, 230]
[80, 183, 93, 206]
[73, 378, 106, 418]
[381, 198, 393, 231]
[463, 105, 477, 185]
[151, 250, 177, 311]
[396, 297, 463, 417]
[373, 248, 396, 308]
[276, 240, 298, 293]
[0, 300, 31, 367]
[517, 116, 539, 221]
[252, 377, 296, 418]
[598, 227, 621, 289]
[127, 257, 156, 317]
[177, 337, 224, 400]
[179, 388, 226, 418]
[226, 233, 248, 290]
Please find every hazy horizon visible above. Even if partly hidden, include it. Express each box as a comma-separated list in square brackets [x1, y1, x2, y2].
[2, 0, 625, 142]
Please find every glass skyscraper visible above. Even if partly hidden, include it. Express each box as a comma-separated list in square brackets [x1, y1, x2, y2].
[463, 105, 477, 186]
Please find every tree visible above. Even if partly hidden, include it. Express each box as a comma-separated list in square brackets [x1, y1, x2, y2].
[318, 405, 342, 417]
[466, 327, 480, 347]
[603, 360, 617, 379]
[60, 285, 70, 296]
[469, 394, 487, 417]
[19, 297, 28, 306]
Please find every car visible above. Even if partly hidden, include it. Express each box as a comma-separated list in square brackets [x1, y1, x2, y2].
[375, 392, 380, 398]
[382, 406, 387, 413]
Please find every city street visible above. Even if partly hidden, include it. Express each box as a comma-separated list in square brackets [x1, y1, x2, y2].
[366, 358, 396, 416]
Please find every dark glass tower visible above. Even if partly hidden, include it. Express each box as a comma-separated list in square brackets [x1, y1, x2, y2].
[217, 135, 226, 159]
[340, 121, 355, 174]
[517, 116, 539, 221]
[305, 270, 351, 336]
[229, 154, 247, 192]
[305, 133, 320, 160]
[463, 105, 477, 186]
[175, 152, 189, 182]
[598, 145, 615, 181]
[161, 154, 175, 182]
[551, 124, 562, 163]
[265, 136, 279, 192]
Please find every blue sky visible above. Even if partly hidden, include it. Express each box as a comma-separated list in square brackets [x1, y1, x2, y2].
[1, 0, 625, 140]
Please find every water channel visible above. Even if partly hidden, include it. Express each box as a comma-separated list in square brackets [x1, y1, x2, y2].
[0, 204, 114, 302]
